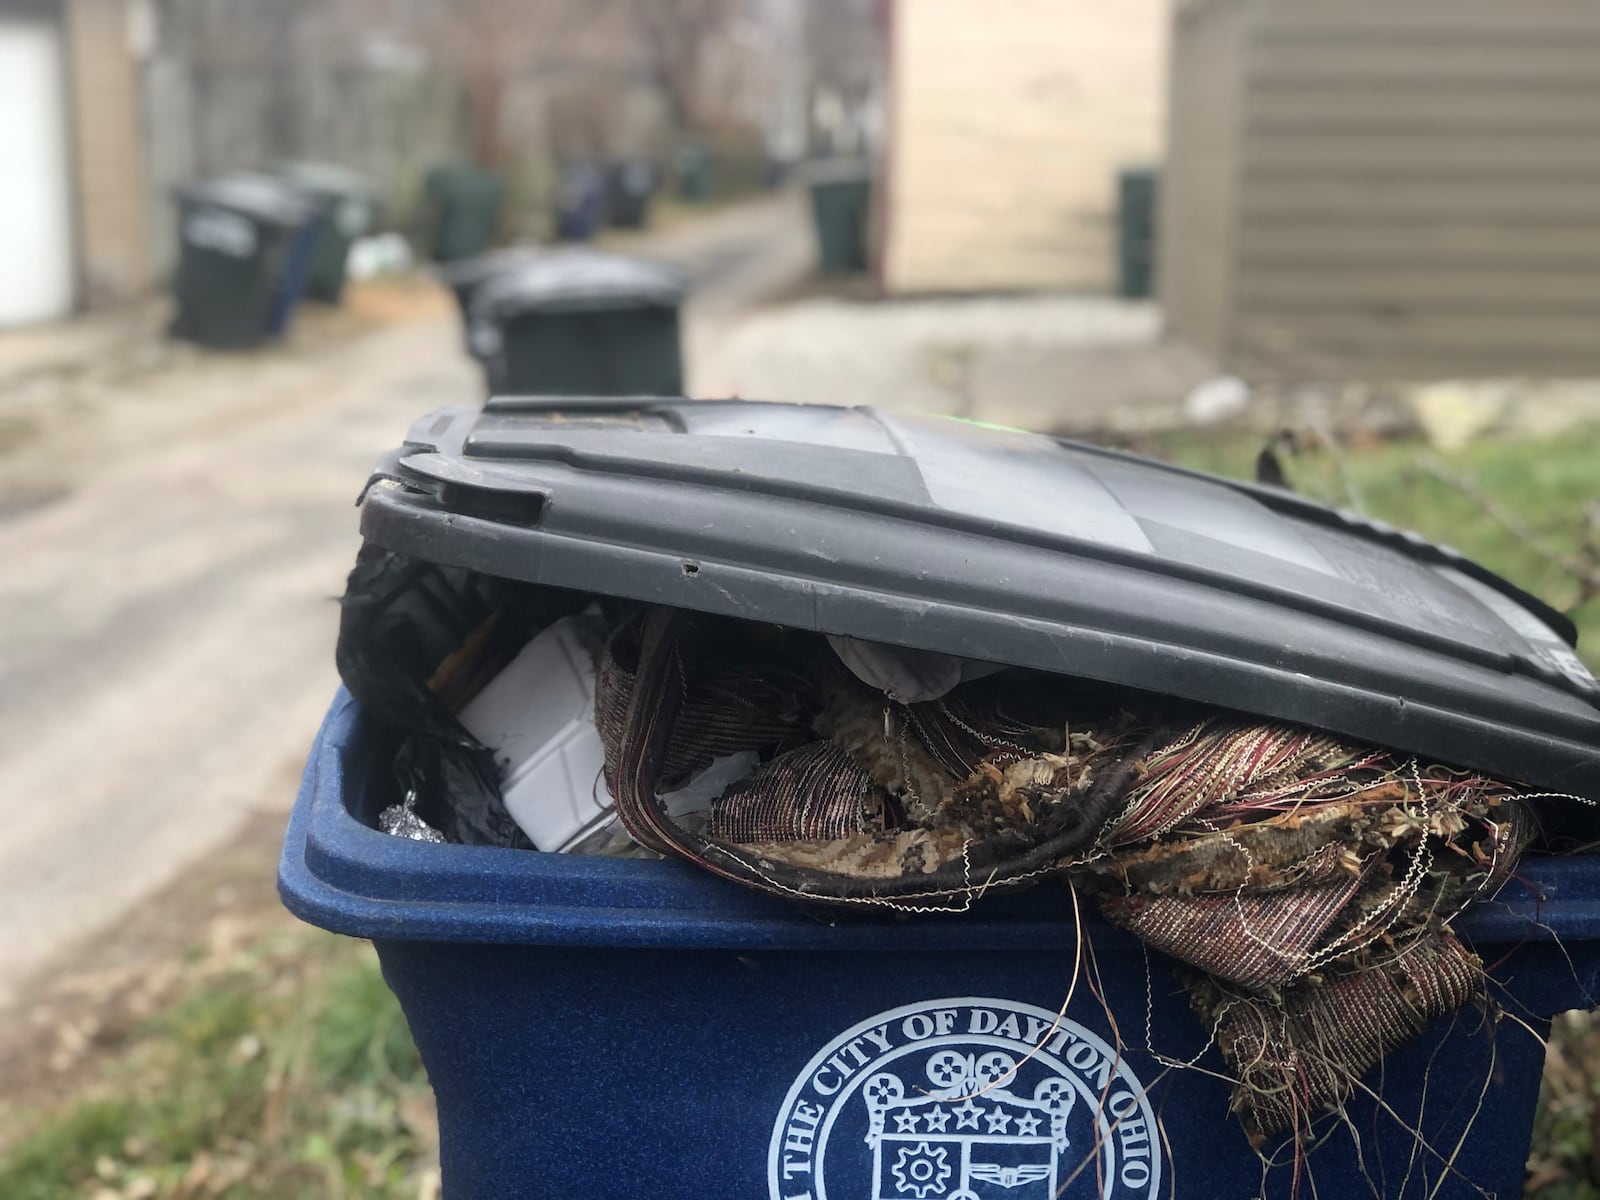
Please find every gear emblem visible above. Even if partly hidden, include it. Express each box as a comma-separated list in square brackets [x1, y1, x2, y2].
[890, 1142, 952, 1197]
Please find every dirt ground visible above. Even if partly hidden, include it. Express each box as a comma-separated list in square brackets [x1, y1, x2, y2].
[0, 812, 292, 1118]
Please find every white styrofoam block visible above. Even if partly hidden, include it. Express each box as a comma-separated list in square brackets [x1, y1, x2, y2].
[456, 614, 616, 852]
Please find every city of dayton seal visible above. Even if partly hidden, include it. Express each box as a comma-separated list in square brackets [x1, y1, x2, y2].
[768, 997, 1163, 1200]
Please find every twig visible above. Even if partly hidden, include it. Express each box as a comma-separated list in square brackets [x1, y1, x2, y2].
[1254, 424, 1366, 514]
[1415, 457, 1600, 612]
[1576, 502, 1600, 609]
[1305, 416, 1366, 515]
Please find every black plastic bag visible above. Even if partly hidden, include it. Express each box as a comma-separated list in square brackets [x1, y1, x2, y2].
[336, 542, 581, 848]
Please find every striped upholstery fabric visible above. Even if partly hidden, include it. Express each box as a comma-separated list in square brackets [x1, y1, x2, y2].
[596, 606, 1538, 1141]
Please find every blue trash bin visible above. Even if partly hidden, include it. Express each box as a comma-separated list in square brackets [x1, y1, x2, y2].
[282, 691, 1600, 1200]
[555, 163, 607, 243]
[286, 399, 1600, 1198]
[604, 158, 658, 230]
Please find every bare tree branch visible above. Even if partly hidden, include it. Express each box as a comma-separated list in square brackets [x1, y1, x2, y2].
[630, 0, 736, 134]
[1416, 456, 1600, 613]
[1303, 417, 1366, 515]
[408, 0, 595, 168]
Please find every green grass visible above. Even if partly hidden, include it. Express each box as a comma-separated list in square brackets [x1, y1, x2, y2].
[1529, 1011, 1600, 1198]
[1, 1102, 137, 1200]
[0, 931, 435, 1200]
[1140, 423, 1600, 670]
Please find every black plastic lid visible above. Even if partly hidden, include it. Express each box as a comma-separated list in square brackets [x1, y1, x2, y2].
[176, 173, 318, 228]
[467, 251, 687, 320]
[360, 397, 1600, 798]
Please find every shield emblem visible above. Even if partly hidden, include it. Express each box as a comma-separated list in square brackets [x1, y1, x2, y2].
[864, 1051, 1073, 1199]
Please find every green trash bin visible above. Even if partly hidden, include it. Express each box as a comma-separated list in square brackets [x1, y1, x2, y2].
[805, 159, 873, 275]
[170, 174, 321, 349]
[674, 142, 713, 203]
[275, 162, 379, 303]
[1117, 167, 1159, 299]
[467, 251, 687, 397]
[423, 165, 506, 263]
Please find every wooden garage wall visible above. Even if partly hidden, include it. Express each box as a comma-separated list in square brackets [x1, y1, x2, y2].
[65, 0, 154, 305]
[1164, 0, 1600, 379]
[882, 0, 1166, 295]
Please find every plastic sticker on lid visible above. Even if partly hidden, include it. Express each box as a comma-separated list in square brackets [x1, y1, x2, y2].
[183, 209, 258, 258]
[1439, 566, 1600, 697]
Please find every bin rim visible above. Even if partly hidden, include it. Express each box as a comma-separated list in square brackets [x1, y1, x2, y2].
[804, 157, 874, 186]
[176, 173, 318, 228]
[430, 244, 546, 287]
[273, 160, 378, 201]
[281, 691, 1600, 956]
[467, 250, 687, 319]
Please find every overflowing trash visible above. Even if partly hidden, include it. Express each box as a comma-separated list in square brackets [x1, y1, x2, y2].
[335, 543, 580, 849]
[334, 397, 1600, 1159]
[340, 547, 1567, 1144]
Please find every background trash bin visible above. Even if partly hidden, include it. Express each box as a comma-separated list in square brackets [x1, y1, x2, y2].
[467, 252, 686, 396]
[170, 174, 321, 349]
[284, 397, 1600, 1197]
[274, 161, 379, 303]
[1116, 167, 1158, 299]
[554, 163, 606, 243]
[432, 246, 544, 348]
[283, 694, 1598, 1200]
[805, 158, 873, 274]
[765, 155, 794, 190]
[422, 165, 505, 263]
[605, 158, 657, 230]
[674, 141, 713, 202]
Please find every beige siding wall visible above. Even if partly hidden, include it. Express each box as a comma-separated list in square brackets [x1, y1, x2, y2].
[883, 0, 1166, 294]
[1164, 0, 1600, 378]
[1159, 0, 1249, 357]
[64, 0, 152, 305]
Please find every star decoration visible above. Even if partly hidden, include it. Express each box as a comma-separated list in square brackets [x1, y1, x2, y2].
[953, 1099, 984, 1130]
[1013, 1112, 1042, 1136]
[894, 1111, 922, 1133]
[985, 1108, 1013, 1134]
[923, 1106, 952, 1133]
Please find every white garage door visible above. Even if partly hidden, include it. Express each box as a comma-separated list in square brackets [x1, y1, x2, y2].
[0, 15, 75, 325]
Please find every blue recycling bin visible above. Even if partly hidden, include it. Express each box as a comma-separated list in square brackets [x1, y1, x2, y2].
[281, 690, 1600, 1200]
[555, 163, 607, 243]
